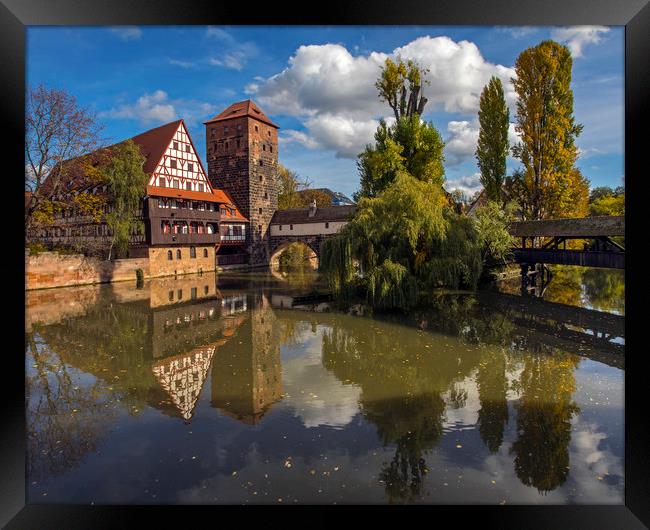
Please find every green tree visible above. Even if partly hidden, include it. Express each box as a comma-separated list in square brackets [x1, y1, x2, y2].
[472, 200, 517, 263]
[590, 192, 625, 217]
[476, 76, 510, 203]
[356, 116, 445, 200]
[102, 140, 148, 259]
[375, 57, 430, 120]
[511, 40, 587, 220]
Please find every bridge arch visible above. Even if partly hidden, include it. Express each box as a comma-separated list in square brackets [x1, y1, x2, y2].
[269, 239, 320, 269]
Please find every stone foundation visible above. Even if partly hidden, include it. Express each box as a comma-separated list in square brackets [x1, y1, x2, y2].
[148, 245, 216, 278]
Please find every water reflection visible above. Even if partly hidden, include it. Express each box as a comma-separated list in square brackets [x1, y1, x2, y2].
[496, 266, 625, 315]
[25, 270, 624, 504]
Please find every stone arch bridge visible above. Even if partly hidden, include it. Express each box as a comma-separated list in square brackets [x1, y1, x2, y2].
[267, 204, 357, 267]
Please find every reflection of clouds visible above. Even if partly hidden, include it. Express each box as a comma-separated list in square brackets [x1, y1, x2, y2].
[442, 375, 479, 431]
[567, 418, 624, 502]
[281, 323, 362, 429]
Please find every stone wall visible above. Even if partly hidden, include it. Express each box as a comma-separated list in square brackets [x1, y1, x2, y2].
[206, 114, 278, 267]
[148, 245, 215, 278]
[26, 251, 149, 291]
[26, 246, 221, 290]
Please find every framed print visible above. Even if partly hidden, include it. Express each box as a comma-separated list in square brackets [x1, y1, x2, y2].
[2, 0, 648, 526]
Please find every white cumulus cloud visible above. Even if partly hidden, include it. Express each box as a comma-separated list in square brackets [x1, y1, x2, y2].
[246, 36, 516, 159]
[551, 26, 610, 58]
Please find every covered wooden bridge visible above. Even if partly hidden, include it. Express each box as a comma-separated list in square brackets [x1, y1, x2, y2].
[509, 215, 625, 270]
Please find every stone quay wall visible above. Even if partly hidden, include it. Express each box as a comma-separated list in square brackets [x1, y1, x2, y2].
[26, 251, 150, 290]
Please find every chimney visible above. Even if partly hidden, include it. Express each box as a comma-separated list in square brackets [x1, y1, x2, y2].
[308, 199, 317, 218]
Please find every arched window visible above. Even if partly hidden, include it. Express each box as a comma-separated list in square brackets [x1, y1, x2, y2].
[190, 246, 196, 259]
[203, 248, 208, 258]
[167, 250, 173, 260]
[177, 249, 182, 259]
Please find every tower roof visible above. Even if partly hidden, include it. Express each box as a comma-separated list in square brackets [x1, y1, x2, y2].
[204, 99, 279, 129]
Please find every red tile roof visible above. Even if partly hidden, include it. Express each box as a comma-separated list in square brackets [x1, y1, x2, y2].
[147, 186, 248, 221]
[204, 99, 279, 129]
[130, 119, 183, 174]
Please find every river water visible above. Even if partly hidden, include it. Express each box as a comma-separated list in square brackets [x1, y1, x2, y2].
[25, 267, 624, 504]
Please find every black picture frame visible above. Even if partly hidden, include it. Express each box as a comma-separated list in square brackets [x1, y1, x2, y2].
[2, 0, 647, 526]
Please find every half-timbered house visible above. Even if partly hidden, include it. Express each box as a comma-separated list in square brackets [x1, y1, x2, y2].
[30, 119, 249, 275]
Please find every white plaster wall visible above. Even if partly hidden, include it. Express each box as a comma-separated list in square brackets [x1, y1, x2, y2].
[270, 220, 347, 236]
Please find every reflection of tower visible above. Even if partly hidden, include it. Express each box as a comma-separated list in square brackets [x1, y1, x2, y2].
[211, 293, 283, 424]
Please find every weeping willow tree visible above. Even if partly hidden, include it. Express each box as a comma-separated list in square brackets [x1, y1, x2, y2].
[321, 172, 483, 310]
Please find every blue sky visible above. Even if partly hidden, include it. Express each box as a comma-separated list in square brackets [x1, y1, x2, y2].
[27, 25, 624, 198]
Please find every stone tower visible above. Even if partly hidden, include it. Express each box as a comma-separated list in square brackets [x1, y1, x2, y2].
[204, 100, 279, 266]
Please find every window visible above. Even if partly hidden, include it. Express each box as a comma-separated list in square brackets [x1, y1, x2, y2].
[167, 250, 173, 260]
[204, 285, 209, 294]
[268, 130, 271, 137]
[190, 246, 196, 259]
[290, 224, 293, 230]
[259, 160, 263, 166]
[191, 287, 197, 299]
[158, 177, 166, 187]
[173, 141, 179, 150]
[236, 139, 240, 148]
[177, 289, 183, 299]
[263, 144, 266, 151]
[168, 290, 174, 301]
[264, 192, 268, 199]
[198, 183, 204, 192]
[185, 145, 190, 152]
[224, 126, 229, 133]
[255, 125, 258, 132]
[186, 182, 192, 190]
[258, 208, 262, 214]
[170, 159, 177, 169]
[173, 179, 180, 189]
[188, 163, 193, 172]
[177, 249, 182, 259]
[279, 225, 282, 231]
[203, 248, 208, 258]
[270, 146, 273, 153]
[259, 175, 263, 182]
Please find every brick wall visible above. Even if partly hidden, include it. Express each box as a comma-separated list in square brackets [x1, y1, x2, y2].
[26, 251, 149, 290]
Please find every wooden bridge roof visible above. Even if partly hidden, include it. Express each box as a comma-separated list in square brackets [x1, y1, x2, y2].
[509, 216, 624, 238]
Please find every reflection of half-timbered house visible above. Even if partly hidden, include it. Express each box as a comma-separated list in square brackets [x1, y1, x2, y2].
[31, 119, 249, 275]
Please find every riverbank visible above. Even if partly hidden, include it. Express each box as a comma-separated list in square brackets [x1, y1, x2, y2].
[24, 250, 255, 290]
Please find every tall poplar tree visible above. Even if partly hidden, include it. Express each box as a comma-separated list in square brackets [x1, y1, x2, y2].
[476, 76, 509, 203]
[511, 40, 586, 220]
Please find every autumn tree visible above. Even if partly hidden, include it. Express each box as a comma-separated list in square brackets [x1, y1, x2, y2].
[102, 140, 148, 260]
[589, 186, 625, 217]
[277, 163, 310, 209]
[476, 76, 510, 203]
[376, 57, 430, 120]
[25, 84, 104, 234]
[296, 188, 333, 208]
[511, 40, 587, 220]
